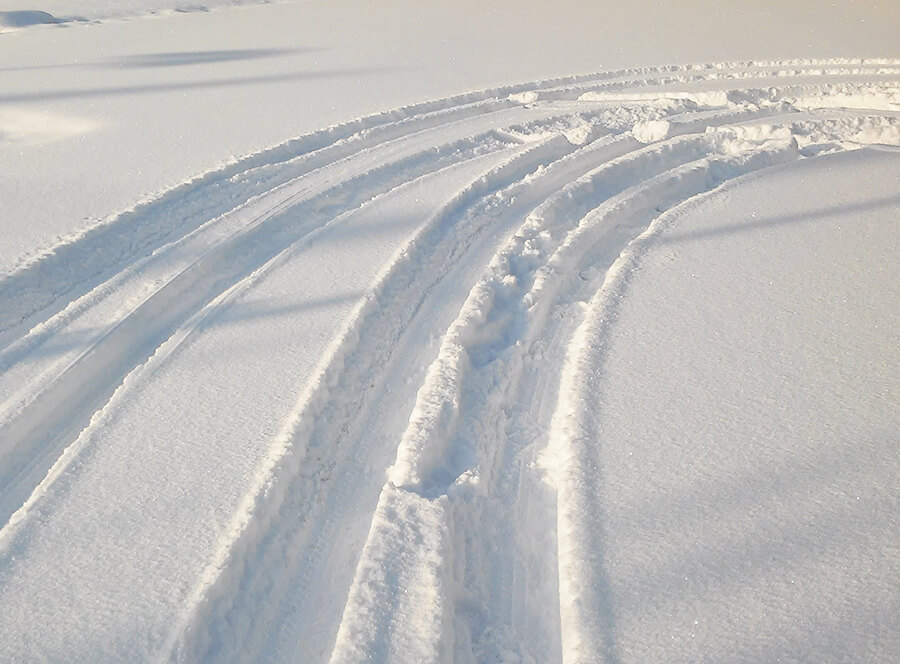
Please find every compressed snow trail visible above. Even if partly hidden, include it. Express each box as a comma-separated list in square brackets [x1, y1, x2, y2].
[0, 143, 526, 662]
[328, 68, 899, 663]
[0, 99, 579, 529]
[0, 60, 897, 663]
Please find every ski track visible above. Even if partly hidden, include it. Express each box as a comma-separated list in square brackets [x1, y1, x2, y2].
[0, 59, 897, 663]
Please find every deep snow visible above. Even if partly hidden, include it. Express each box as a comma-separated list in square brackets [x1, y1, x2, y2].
[0, 1, 898, 663]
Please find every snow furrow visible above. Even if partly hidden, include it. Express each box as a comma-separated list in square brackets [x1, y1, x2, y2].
[1, 99, 606, 530]
[168, 128, 649, 663]
[328, 89, 898, 663]
[0, 103, 600, 428]
[528, 61, 900, 104]
[0, 68, 636, 340]
[0, 131, 523, 531]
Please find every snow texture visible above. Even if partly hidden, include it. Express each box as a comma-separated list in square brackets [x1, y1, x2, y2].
[0, 2, 898, 663]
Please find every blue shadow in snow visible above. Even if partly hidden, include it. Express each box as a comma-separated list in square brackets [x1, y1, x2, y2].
[104, 48, 315, 68]
[0, 47, 318, 72]
[0, 66, 394, 103]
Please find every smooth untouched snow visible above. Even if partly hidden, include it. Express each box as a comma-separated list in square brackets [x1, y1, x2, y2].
[0, 2, 898, 663]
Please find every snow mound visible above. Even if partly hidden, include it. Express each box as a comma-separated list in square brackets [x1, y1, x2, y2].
[0, 10, 64, 29]
[0, 1, 264, 23]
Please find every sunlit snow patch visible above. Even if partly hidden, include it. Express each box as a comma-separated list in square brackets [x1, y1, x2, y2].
[0, 109, 100, 145]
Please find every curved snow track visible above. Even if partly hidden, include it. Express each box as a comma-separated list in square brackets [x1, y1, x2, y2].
[0, 59, 897, 663]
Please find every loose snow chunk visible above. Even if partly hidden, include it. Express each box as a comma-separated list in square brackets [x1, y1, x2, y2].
[632, 119, 670, 143]
[562, 119, 594, 145]
[509, 91, 540, 105]
[688, 90, 730, 107]
[709, 123, 799, 155]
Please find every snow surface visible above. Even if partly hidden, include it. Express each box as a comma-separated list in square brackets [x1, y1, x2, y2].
[544, 147, 900, 664]
[1, 0, 898, 272]
[0, 1, 898, 663]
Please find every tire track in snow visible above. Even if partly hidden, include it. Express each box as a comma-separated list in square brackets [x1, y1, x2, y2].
[326, 75, 899, 663]
[168, 129, 640, 664]
[0, 105, 578, 530]
[3, 58, 893, 344]
[1, 58, 888, 353]
[0, 60, 829, 537]
[329, 138, 793, 664]
[184, 104, 794, 662]
[0, 88, 674, 526]
[0, 60, 895, 664]
[0, 69, 630, 343]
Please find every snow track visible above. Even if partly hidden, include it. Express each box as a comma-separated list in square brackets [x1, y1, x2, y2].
[0, 59, 897, 663]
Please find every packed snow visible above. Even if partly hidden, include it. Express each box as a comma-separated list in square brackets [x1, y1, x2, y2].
[0, 1, 898, 663]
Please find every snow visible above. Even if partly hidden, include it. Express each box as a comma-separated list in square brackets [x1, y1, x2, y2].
[632, 119, 670, 143]
[1, 0, 898, 273]
[0, 1, 898, 662]
[545, 147, 899, 663]
[0, 0, 268, 23]
[0, 9, 62, 28]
